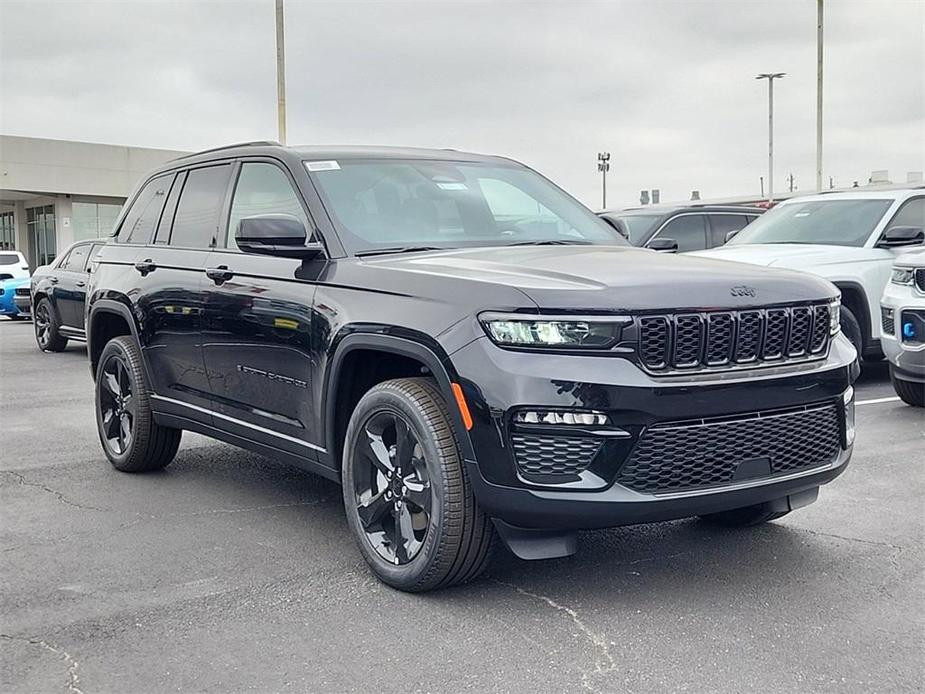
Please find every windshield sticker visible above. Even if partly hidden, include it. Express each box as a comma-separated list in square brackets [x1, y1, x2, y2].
[436, 182, 467, 190]
[305, 160, 341, 172]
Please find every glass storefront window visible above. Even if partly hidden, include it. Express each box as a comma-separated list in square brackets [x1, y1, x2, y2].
[0, 211, 14, 250]
[27, 204, 56, 268]
[72, 202, 122, 241]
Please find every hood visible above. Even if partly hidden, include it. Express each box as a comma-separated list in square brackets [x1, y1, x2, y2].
[691, 243, 881, 270]
[363, 245, 838, 312]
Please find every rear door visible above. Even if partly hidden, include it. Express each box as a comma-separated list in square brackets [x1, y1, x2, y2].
[54, 241, 92, 327]
[200, 159, 323, 458]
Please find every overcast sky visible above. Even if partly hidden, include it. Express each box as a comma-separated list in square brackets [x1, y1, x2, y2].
[1, 0, 922, 207]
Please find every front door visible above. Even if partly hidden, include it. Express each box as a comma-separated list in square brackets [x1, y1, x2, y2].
[54, 242, 92, 328]
[200, 160, 323, 459]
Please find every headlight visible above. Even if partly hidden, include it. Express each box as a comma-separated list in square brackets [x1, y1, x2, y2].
[829, 297, 841, 335]
[480, 313, 626, 348]
[891, 267, 915, 285]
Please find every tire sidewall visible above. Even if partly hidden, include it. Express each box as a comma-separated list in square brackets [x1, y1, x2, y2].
[34, 297, 60, 350]
[95, 337, 142, 468]
[840, 306, 863, 358]
[342, 386, 449, 588]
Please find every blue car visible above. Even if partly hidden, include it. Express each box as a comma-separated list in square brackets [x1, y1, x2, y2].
[0, 276, 31, 320]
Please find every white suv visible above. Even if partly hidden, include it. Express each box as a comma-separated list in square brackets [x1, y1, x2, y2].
[881, 250, 925, 406]
[693, 189, 925, 360]
[0, 250, 29, 280]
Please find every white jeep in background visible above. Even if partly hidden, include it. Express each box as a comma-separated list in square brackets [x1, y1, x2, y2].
[693, 189, 925, 360]
[881, 250, 925, 406]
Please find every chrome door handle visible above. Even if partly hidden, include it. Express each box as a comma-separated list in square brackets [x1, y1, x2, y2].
[205, 266, 234, 285]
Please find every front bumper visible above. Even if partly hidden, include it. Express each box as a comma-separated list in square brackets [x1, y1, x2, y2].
[880, 284, 925, 382]
[13, 294, 31, 315]
[450, 333, 857, 530]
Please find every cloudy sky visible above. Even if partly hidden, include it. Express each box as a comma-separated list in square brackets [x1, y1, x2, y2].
[1, 0, 922, 207]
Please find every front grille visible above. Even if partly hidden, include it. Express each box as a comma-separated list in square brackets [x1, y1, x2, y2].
[14, 287, 29, 296]
[617, 403, 841, 494]
[512, 434, 601, 477]
[881, 307, 895, 337]
[637, 303, 831, 373]
[916, 268, 925, 293]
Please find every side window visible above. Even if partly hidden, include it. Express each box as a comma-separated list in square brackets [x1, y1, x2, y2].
[85, 243, 103, 270]
[885, 197, 925, 232]
[154, 172, 185, 244]
[708, 214, 749, 247]
[227, 163, 308, 249]
[656, 215, 707, 252]
[63, 244, 90, 271]
[117, 174, 173, 244]
[169, 165, 233, 248]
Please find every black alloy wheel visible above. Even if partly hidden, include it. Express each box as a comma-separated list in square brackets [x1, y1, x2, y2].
[351, 410, 433, 565]
[34, 298, 67, 352]
[99, 353, 136, 456]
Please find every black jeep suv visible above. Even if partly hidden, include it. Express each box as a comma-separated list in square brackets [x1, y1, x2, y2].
[87, 142, 858, 592]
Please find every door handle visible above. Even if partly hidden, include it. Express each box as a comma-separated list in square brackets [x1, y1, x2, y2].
[134, 259, 157, 275]
[206, 266, 234, 285]
[49, 276, 58, 284]
[75, 280, 86, 288]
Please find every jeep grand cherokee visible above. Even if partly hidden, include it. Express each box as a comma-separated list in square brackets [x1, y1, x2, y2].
[86, 142, 858, 592]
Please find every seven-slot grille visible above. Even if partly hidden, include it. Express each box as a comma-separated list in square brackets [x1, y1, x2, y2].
[617, 403, 841, 494]
[637, 304, 831, 373]
[916, 268, 925, 293]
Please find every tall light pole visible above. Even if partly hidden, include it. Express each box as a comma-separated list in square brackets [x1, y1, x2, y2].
[816, 0, 824, 191]
[756, 72, 785, 203]
[275, 0, 287, 144]
[597, 152, 611, 209]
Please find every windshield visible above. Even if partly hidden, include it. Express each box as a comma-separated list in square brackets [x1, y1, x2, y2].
[602, 213, 664, 243]
[305, 159, 624, 255]
[729, 199, 893, 247]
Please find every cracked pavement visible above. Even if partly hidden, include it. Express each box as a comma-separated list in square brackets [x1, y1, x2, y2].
[1, 320, 923, 693]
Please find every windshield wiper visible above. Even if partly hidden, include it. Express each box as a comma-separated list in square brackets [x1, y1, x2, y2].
[506, 239, 594, 246]
[355, 246, 444, 257]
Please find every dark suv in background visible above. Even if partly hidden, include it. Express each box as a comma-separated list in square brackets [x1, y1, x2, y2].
[599, 204, 764, 252]
[87, 143, 857, 592]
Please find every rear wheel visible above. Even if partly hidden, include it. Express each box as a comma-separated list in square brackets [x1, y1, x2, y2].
[34, 298, 68, 352]
[700, 503, 789, 527]
[890, 365, 924, 407]
[342, 378, 495, 592]
[95, 335, 181, 472]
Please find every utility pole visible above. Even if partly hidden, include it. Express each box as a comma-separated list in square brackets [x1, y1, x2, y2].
[816, 0, 824, 191]
[597, 152, 611, 209]
[756, 72, 785, 203]
[788, 172, 795, 192]
[275, 0, 287, 144]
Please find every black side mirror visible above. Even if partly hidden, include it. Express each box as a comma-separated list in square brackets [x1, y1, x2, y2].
[648, 237, 679, 252]
[724, 229, 742, 243]
[235, 214, 324, 259]
[877, 226, 924, 248]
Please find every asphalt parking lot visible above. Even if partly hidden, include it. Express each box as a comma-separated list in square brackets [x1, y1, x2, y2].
[1, 319, 922, 694]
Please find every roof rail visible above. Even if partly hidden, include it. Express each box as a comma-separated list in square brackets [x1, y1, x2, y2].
[172, 140, 282, 161]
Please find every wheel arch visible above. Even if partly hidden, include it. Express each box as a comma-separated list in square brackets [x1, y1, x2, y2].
[832, 281, 872, 346]
[87, 299, 144, 381]
[322, 331, 476, 474]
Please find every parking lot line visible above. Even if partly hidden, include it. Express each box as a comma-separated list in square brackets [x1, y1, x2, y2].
[856, 396, 901, 406]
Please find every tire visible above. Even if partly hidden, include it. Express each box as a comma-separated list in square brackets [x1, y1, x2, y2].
[700, 503, 790, 527]
[33, 298, 68, 352]
[839, 306, 863, 359]
[890, 365, 924, 407]
[342, 377, 495, 592]
[95, 335, 181, 472]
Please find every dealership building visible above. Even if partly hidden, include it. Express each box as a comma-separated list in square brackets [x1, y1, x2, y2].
[0, 135, 188, 269]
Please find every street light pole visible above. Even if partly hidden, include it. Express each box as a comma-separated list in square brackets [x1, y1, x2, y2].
[597, 152, 611, 209]
[756, 72, 785, 203]
[816, 0, 824, 191]
[275, 0, 287, 145]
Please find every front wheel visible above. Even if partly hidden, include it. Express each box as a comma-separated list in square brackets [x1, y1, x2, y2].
[890, 365, 924, 407]
[33, 298, 68, 352]
[95, 335, 181, 472]
[342, 378, 495, 592]
[839, 306, 863, 359]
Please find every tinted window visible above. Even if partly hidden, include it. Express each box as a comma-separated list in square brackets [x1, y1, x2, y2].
[86, 243, 103, 269]
[227, 163, 308, 249]
[656, 215, 707, 251]
[0, 253, 20, 264]
[154, 172, 184, 244]
[602, 213, 663, 244]
[118, 174, 173, 244]
[708, 214, 750, 247]
[730, 199, 892, 247]
[170, 165, 233, 248]
[63, 244, 90, 271]
[886, 197, 924, 231]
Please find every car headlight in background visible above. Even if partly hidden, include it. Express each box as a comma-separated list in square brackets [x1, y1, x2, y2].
[829, 297, 841, 335]
[891, 267, 915, 285]
[480, 313, 628, 348]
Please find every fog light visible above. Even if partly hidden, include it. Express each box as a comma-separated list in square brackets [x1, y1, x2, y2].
[903, 322, 916, 340]
[514, 409, 609, 426]
[843, 386, 856, 448]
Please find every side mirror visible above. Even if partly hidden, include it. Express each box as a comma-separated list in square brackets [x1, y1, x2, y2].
[235, 214, 324, 259]
[648, 237, 679, 253]
[877, 226, 924, 248]
[724, 229, 742, 243]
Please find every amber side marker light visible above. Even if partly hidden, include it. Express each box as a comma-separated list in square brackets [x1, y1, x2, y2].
[451, 382, 474, 430]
